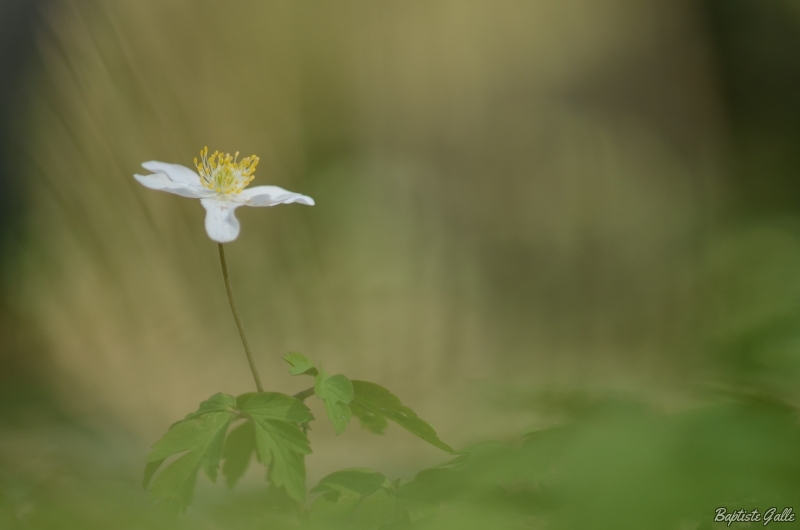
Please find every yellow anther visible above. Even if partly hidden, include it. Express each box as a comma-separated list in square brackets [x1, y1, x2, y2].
[194, 147, 259, 195]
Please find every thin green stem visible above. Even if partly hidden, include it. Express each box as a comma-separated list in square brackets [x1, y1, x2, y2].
[293, 387, 315, 401]
[218, 243, 263, 392]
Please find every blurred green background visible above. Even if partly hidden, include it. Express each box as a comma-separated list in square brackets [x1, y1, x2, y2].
[1, 0, 800, 528]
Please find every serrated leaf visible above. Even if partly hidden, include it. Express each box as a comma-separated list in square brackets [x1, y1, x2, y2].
[351, 380, 454, 453]
[283, 352, 319, 376]
[251, 417, 311, 501]
[184, 393, 236, 420]
[143, 394, 237, 512]
[244, 392, 314, 501]
[315, 371, 354, 434]
[201, 417, 230, 482]
[315, 373, 354, 403]
[149, 451, 205, 514]
[222, 421, 256, 488]
[146, 410, 235, 462]
[142, 458, 165, 489]
[244, 392, 315, 423]
[350, 401, 389, 434]
[324, 400, 352, 435]
[311, 468, 387, 496]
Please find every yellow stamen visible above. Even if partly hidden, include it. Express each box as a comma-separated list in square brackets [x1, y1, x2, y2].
[194, 147, 259, 195]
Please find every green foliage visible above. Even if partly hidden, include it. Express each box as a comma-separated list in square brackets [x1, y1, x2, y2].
[284, 352, 319, 376]
[394, 397, 800, 530]
[309, 468, 435, 528]
[315, 370, 354, 434]
[143, 354, 453, 515]
[282, 353, 452, 452]
[351, 380, 454, 453]
[143, 391, 312, 512]
[13, 387, 800, 529]
[143, 394, 236, 513]
[349, 400, 389, 434]
[243, 393, 313, 501]
[311, 468, 388, 497]
[300, 395, 800, 530]
[221, 421, 255, 488]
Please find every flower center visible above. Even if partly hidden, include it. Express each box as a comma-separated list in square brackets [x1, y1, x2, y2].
[194, 146, 259, 195]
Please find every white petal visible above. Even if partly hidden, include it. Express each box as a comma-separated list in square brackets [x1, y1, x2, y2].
[201, 199, 242, 242]
[141, 161, 202, 186]
[134, 173, 213, 199]
[235, 185, 315, 207]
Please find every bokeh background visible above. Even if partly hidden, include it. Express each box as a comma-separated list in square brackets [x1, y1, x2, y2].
[1, 0, 800, 528]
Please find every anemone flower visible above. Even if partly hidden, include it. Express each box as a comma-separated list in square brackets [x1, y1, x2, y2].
[134, 147, 314, 242]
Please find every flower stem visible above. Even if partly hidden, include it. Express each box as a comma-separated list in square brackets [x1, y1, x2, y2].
[218, 243, 263, 393]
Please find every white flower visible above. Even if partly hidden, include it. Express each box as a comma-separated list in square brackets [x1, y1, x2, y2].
[134, 147, 314, 242]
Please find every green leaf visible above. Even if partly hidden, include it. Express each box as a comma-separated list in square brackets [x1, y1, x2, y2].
[351, 380, 454, 453]
[310, 488, 362, 521]
[315, 371, 354, 434]
[350, 488, 399, 529]
[311, 468, 387, 496]
[184, 392, 237, 420]
[243, 392, 314, 501]
[143, 394, 237, 512]
[349, 401, 389, 434]
[244, 392, 315, 423]
[142, 458, 164, 489]
[309, 469, 392, 525]
[283, 352, 318, 376]
[325, 400, 352, 435]
[222, 421, 256, 488]
[149, 451, 205, 515]
[397, 467, 462, 504]
[315, 373, 354, 403]
[251, 418, 311, 501]
[146, 411, 235, 462]
[201, 416, 231, 482]
[235, 392, 257, 410]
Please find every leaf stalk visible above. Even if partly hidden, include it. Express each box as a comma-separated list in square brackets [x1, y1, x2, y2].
[293, 387, 315, 401]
